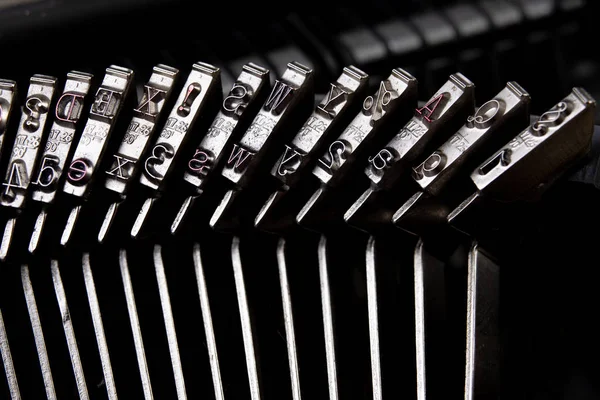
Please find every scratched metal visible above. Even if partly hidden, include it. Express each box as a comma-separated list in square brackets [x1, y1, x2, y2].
[60, 204, 81, 246]
[28, 208, 48, 253]
[0, 79, 18, 161]
[276, 239, 302, 400]
[97, 201, 119, 243]
[317, 236, 339, 400]
[82, 253, 118, 400]
[139, 62, 221, 192]
[365, 237, 382, 400]
[0, 218, 16, 260]
[130, 197, 156, 238]
[231, 237, 262, 400]
[63, 66, 134, 198]
[51, 260, 90, 400]
[192, 244, 225, 400]
[1, 75, 58, 209]
[0, 307, 20, 399]
[153, 245, 188, 400]
[119, 250, 154, 400]
[21, 265, 57, 400]
[25, 200, 48, 254]
[31, 71, 94, 204]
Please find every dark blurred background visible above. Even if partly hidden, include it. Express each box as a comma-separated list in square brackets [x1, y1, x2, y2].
[0, 0, 598, 119]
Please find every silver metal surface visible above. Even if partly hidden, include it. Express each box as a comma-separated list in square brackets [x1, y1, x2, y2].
[98, 201, 119, 243]
[392, 82, 530, 234]
[132, 63, 221, 238]
[21, 265, 57, 400]
[82, 253, 118, 400]
[58, 67, 134, 247]
[217, 62, 313, 189]
[365, 236, 382, 400]
[272, 65, 368, 188]
[26, 72, 94, 252]
[0, 57, 592, 400]
[0, 79, 18, 160]
[413, 240, 427, 400]
[31, 71, 94, 204]
[1, 75, 57, 209]
[172, 63, 270, 234]
[449, 87, 596, 230]
[130, 197, 155, 239]
[297, 69, 418, 229]
[60, 204, 81, 246]
[231, 237, 262, 400]
[153, 245, 188, 400]
[192, 244, 225, 400]
[345, 74, 476, 230]
[276, 239, 302, 400]
[100, 64, 179, 242]
[414, 82, 530, 195]
[364, 73, 475, 190]
[470, 87, 596, 201]
[183, 63, 270, 189]
[413, 239, 449, 400]
[255, 66, 369, 231]
[105, 65, 179, 195]
[0, 307, 20, 399]
[51, 260, 89, 400]
[139, 62, 221, 192]
[464, 243, 500, 400]
[318, 235, 339, 400]
[119, 250, 154, 400]
[0, 217, 16, 260]
[211, 62, 314, 231]
[312, 68, 417, 188]
[63, 66, 134, 198]
[171, 195, 192, 235]
[28, 207, 46, 253]
[0, 76, 57, 258]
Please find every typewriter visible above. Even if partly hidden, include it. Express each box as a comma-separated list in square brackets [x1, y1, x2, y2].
[0, 0, 598, 398]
